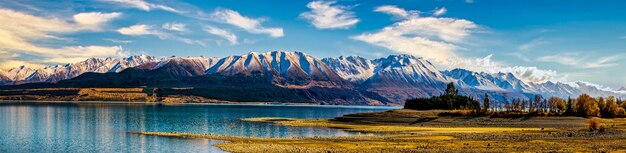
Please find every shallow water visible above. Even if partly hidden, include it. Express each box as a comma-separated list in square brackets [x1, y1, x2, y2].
[0, 102, 396, 153]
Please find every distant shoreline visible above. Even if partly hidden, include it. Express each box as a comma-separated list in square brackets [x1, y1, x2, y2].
[0, 100, 402, 108]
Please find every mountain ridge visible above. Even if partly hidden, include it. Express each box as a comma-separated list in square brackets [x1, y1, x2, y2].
[1, 51, 624, 105]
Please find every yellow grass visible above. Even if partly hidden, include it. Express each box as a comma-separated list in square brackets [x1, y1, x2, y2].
[242, 117, 549, 133]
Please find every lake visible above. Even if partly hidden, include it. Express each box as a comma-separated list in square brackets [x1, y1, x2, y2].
[0, 102, 397, 153]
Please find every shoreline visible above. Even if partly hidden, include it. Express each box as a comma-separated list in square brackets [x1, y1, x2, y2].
[132, 109, 626, 152]
[0, 100, 402, 109]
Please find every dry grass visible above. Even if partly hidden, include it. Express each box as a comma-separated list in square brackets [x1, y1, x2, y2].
[133, 109, 626, 152]
[243, 117, 547, 134]
[135, 130, 626, 153]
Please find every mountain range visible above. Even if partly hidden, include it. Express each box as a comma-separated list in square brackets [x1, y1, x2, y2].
[1, 51, 625, 105]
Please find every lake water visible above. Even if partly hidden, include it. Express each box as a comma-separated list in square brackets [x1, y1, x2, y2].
[0, 102, 397, 153]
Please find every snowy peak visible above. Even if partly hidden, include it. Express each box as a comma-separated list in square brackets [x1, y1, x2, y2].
[206, 51, 345, 86]
[153, 57, 219, 71]
[323, 54, 450, 86]
[322, 56, 375, 83]
[0, 55, 160, 85]
[368, 54, 450, 86]
[443, 69, 518, 91]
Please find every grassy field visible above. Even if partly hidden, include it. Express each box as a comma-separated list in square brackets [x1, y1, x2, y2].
[133, 109, 626, 152]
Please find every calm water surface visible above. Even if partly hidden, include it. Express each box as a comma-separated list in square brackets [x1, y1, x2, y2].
[0, 102, 397, 153]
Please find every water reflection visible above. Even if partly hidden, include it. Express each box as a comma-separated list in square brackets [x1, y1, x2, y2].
[0, 102, 395, 152]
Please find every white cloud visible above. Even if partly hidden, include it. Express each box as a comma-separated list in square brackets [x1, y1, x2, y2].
[0, 9, 126, 68]
[104, 38, 133, 44]
[103, 0, 181, 13]
[73, 12, 122, 31]
[498, 66, 566, 83]
[584, 55, 623, 68]
[538, 52, 623, 69]
[117, 24, 162, 36]
[204, 26, 238, 45]
[0, 60, 46, 70]
[447, 54, 501, 72]
[374, 5, 419, 19]
[300, 1, 359, 29]
[117, 24, 203, 45]
[162, 22, 187, 32]
[433, 7, 447, 16]
[538, 52, 582, 66]
[210, 8, 283, 38]
[352, 9, 477, 64]
[446, 54, 565, 83]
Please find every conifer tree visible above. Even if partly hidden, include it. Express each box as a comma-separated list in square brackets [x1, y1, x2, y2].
[483, 93, 490, 112]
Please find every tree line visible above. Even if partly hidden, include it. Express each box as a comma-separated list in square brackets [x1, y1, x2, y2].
[405, 83, 626, 118]
[404, 83, 480, 110]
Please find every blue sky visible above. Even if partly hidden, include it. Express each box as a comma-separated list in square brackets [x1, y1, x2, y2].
[0, 0, 625, 88]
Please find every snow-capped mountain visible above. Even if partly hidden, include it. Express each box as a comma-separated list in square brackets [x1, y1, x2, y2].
[2, 51, 625, 104]
[441, 68, 626, 99]
[443, 69, 533, 92]
[322, 56, 375, 83]
[364, 55, 450, 88]
[321, 54, 452, 102]
[145, 57, 220, 77]
[153, 57, 218, 72]
[0, 55, 159, 85]
[206, 51, 346, 87]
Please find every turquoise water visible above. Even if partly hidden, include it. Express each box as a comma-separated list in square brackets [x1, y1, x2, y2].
[0, 102, 396, 153]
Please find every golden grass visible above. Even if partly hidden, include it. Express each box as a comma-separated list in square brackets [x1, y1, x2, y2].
[134, 131, 626, 153]
[242, 117, 549, 133]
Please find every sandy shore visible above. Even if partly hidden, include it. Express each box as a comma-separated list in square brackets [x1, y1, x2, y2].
[133, 109, 626, 152]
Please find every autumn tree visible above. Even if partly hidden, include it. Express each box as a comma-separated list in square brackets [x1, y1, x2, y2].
[602, 96, 625, 118]
[548, 97, 567, 113]
[574, 94, 600, 117]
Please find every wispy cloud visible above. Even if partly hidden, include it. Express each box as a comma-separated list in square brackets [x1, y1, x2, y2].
[509, 38, 549, 62]
[353, 6, 477, 65]
[104, 38, 133, 44]
[584, 55, 623, 68]
[204, 25, 238, 45]
[162, 22, 187, 32]
[538, 52, 624, 68]
[537, 52, 582, 66]
[102, 0, 182, 13]
[300, 1, 359, 29]
[73, 12, 122, 31]
[374, 5, 419, 19]
[117, 24, 203, 45]
[209, 8, 284, 38]
[518, 38, 549, 51]
[117, 24, 165, 37]
[433, 7, 447, 16]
